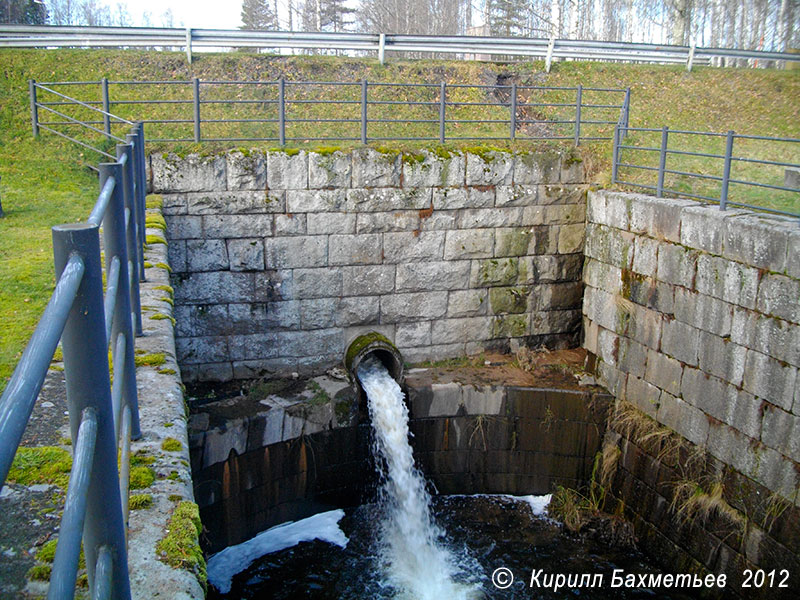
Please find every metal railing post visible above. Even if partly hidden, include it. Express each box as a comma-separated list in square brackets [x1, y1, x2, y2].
[361, 79, 368, 145]
[133, 123, 147, 279]
[278, 78, 286, 146]
[612, 124, 620, 184]
[574, 84, 583, 146]
[720, 130, 735, 210]
[192, 77, 201, 143]
[378, 33, 386, 65]
[29, 79, 39, 137]
[102, 78, 111, 137]
[510, 82, 517, 141]
[657, 126, 669, 197]
[687, 41, 696, 72]
[186, 27, 193, 63]
[100, 160, 141, 438]
[439, 81, 446, 144]
[126, 132, 143, 281]
[545, 36, 555, 73]
[51, 221, 131, 600]
[116, 144, 144, 337]
[623, 87, 631, 136]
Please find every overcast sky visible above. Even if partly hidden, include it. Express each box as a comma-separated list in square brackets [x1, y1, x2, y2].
[111, 1, 243, 30]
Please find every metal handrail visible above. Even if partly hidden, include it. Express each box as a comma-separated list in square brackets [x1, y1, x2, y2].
[31, 78, 630, 147]
[0, 116, 149, 598]
[2, 25, 799, 70]
[612, 124, 800, 220]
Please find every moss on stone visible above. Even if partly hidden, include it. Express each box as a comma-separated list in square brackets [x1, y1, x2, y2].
[492, 315, 528, 338]
[307, 380, 330, 405]
[149, 313, 176, 325]
[27, 564, 52, 582]
[431, 145, 459, 160]
[131, 452, 156, 467]
[145, 195, 164, 210]
[145, 214, 167, 231]
[161, 437, 182, 452]
[620, 269, 648, 301]
[158, 368, 178, 375]
[153, 284, 174, 296]
[372, 145, 401, 160]
[35, 539, 58, 563]
[478, 258, 519, 286]
[130, 493, 153, 510]
[144, 261, 153, 269]
[146, 234, 167, 246]
[496, 229, 532, 257]
[401, 151, 426, 165]
[135, 353, 167, 367]
[463, 145, 508, 162]
[313, 145, 341, 156]
[155, 262, 172, 273]
[268, 147, 300, 156]
[563, 147, 583, 166]
[159, 296, 174, 307]
[156, 501, 207, 590]
[8, 446, 72, 489]
[168, 494, 183, 502]
[334, 398, 353, 424]
[130, 466, 156, 489]
[489, 287, 528, 314]
[344, 331, 396, 373]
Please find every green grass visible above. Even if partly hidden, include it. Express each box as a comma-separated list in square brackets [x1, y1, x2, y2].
[0, 49, 798, 391]
[7, 446, 73, 489]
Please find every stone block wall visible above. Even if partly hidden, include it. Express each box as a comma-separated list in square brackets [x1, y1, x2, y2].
[582, 190, 799, 503]
[190, 376, 611, 552]
[151, 148, 587, 382]
[582, 190, 800, 596]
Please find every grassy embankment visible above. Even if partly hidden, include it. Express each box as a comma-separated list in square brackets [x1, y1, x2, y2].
[1, 48, 798, 389]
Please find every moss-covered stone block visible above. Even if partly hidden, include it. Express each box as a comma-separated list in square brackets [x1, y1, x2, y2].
[478, 258, 519, 286]
[495, 228, 532, 258]
[156, 501, 206, 590]
[489, 287, 528, 314]
[492, 314, 529, 338]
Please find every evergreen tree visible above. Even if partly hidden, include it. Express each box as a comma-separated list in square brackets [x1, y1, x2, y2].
[487, 0, 529, 37]
[240, 0, 277, 30]
[320, 0, 355, 32]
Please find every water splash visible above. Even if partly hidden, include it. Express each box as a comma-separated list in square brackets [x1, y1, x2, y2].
[357, 357, 480, 599]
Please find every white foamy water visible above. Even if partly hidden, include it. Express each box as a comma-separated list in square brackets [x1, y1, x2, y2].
[357, 357, 480, 600]
[206, 509, 348, 594]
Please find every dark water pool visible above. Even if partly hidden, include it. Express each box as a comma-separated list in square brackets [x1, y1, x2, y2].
[209, 495, 697, 600]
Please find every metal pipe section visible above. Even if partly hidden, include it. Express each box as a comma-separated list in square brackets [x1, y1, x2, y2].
[92, 546, 114, 600]
[99, 162, 141, 439]
[117, 142, 143, 334]
[0, 254, 84, 488]
[104, 255, 121, 344]
[53, 221, 131, 599]
[29, 79, 39, 137]
[344, 332, 404, 410]
[47, 408, 98, 600]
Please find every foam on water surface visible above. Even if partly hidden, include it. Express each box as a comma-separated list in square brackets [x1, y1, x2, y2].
[206, 509, 348, 594]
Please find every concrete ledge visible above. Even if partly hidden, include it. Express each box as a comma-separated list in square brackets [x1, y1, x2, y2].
[127, 199, 204, 599]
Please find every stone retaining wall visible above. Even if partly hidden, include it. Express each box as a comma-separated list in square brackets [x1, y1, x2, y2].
[189, 375, 611, 552]
[583, 190, 800, 597]
[151, 148, 587, 382]
[582, 190, 799, 503]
